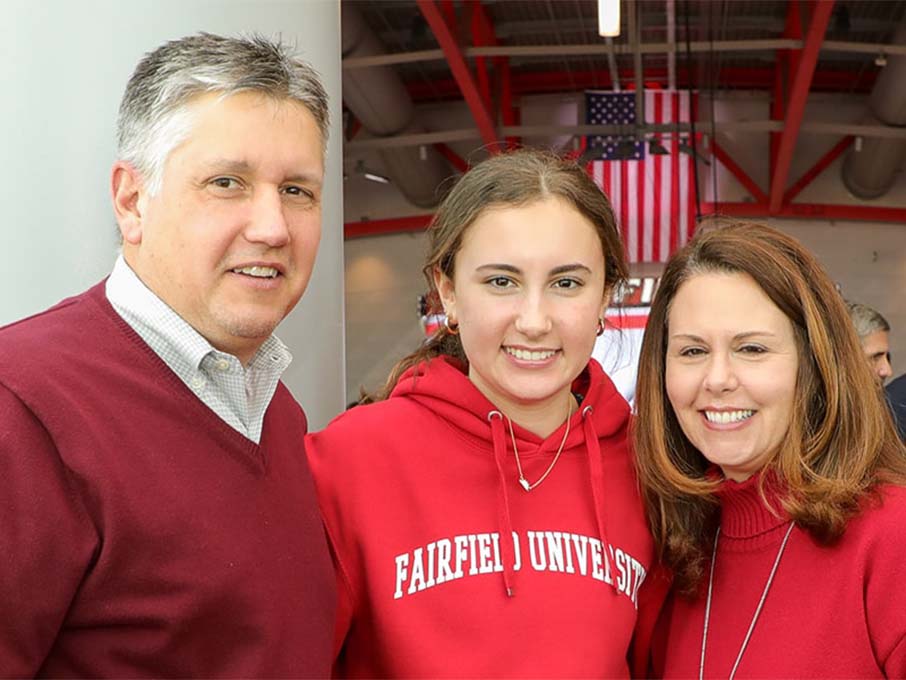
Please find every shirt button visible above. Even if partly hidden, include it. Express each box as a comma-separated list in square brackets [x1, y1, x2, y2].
[216, 359, 230, 371]
[191, 376, 205, 390]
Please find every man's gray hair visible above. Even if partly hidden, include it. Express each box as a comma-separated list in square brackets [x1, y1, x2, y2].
[117, 32, 329, 194]
[846, 301, 890, 339]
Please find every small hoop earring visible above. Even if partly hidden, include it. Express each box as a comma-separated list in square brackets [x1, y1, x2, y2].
[596, 317, 605, 336]
[444, 316, 460, 335]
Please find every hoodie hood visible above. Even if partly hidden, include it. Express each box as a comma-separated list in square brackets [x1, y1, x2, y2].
[390, 356, 630, 449]
[389, 356, 630, 597]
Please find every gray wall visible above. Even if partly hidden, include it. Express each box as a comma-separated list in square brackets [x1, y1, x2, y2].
[1, 0, 346, 429]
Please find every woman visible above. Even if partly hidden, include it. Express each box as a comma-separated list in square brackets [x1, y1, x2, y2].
[306, 150, 665, 678]
[635, 221, 906, 678]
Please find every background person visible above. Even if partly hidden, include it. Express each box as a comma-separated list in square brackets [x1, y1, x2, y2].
[634, 222, 906, 678]
[306, 149, 666, 678]
[886, 373, 906, 441]
[0, 33, 335, 676]
[844, 301, 906, 441]
[846, 301, 893, 385]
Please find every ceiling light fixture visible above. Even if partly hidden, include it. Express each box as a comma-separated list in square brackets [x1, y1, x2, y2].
[597, 0, 621, 38]
[354, 159, 391, 184]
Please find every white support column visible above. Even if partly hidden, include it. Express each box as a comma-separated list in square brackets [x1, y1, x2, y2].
[0, 0, 346, 428]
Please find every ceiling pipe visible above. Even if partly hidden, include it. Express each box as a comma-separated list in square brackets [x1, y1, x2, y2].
[606, 37, 621, 92]
[842, 22, 906, 200]
[343, 39, 906, 70]
[666, 0, 676, 90]
[629, 0, 644, 136]
[342, 3, 453, 208]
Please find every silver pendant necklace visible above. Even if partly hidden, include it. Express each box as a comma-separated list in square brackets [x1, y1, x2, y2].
[506, 394, 572, 492]
[699, 521, 795, 680]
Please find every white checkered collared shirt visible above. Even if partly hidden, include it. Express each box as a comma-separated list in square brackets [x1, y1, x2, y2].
[105, 255, 292, 444]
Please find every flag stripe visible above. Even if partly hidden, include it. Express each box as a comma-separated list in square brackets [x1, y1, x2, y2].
[650, 91, 662, 263]
[670, 92, 681, 257]
[658, 92, 671, 261]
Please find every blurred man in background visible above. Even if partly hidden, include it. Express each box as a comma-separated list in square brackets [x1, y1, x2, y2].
[847, 302, 893, 386]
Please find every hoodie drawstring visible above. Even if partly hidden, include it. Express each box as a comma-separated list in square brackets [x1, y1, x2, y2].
[487, 410, 517, 597]
[488, 405, 617, 598]
[582, 405, 617, 594]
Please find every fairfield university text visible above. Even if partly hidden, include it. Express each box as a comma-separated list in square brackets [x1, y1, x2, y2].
[394, 530, 646, 607]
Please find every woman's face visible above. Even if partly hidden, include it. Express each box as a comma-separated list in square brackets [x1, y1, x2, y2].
[436, 197, 608, 422]
[665, 271, 799, 481]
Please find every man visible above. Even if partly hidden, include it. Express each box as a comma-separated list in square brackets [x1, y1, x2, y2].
[847, 301, 893, 386]
[846, 301, 906, 440]
[0, 34, 335, 676]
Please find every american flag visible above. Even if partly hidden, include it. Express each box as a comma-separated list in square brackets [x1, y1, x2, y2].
[585, 90, 698, 263]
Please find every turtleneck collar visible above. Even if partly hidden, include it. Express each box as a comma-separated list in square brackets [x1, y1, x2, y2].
[715, 472, 790, 539]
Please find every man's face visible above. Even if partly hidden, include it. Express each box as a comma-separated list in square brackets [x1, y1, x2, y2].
[862, 330, 892, 386]
[119, 91, 324, 364]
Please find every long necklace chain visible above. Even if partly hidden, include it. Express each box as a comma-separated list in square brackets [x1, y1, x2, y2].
[506, 395, 572, 492]
[699, 521, 795, 680]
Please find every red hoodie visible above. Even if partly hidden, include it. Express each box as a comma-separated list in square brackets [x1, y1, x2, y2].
[306, 356, 666, 678]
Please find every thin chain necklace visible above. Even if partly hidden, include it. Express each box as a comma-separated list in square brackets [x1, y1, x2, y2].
[699, 521, 795, 680]
[506, 395, 572, 492]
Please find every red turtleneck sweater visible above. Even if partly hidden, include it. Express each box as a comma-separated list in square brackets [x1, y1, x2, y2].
[653, 475, 906, 678]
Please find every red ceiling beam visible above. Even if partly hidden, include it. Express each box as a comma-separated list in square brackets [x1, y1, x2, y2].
[417, 0, 499, 151]
[468, 2, 493, 112]
[344, 215, 433, 240]
[711, 141, 768, 204]
[439, 0, 457, 38]
[783, 135, 852, 204]
[345, 199, 906, 240]
[500, 60, 518, 149]
[346, 115, 363, 142]
[768, 0, 835, 213]
[772, 1, 803, 178]
[770, 62, 784, 176]
[703, 201, 906, 224]
[433, 143, 469, 172]
[405, 67, 876, 101]
[469, 1, 519, 149]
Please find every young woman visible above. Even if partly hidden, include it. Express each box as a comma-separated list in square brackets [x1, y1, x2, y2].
[306, 149, 666, 678]
[634, 221, 906, 678]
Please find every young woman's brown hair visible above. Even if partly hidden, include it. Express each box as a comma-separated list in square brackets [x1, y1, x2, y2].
[633, 220, 906, 594]
[368, 148, 629, 402]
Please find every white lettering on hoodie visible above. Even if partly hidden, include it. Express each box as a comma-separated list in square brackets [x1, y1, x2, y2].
[392, 529, 645, 607]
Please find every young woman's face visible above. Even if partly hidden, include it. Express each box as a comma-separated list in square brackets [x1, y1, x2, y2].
[436, 197, 608, 420]
[665, 271, 799, 481]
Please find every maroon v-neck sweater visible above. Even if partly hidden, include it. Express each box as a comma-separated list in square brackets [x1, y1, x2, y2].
[0, 282, 335, 677]
[653, 475, 906, 678]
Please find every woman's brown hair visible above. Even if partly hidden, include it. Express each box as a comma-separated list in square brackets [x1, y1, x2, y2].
[633, 220, 906, 594]
[364, 148, 629, 402]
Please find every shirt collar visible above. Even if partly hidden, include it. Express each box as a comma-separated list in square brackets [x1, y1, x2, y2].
[105, 254, 290, 374]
